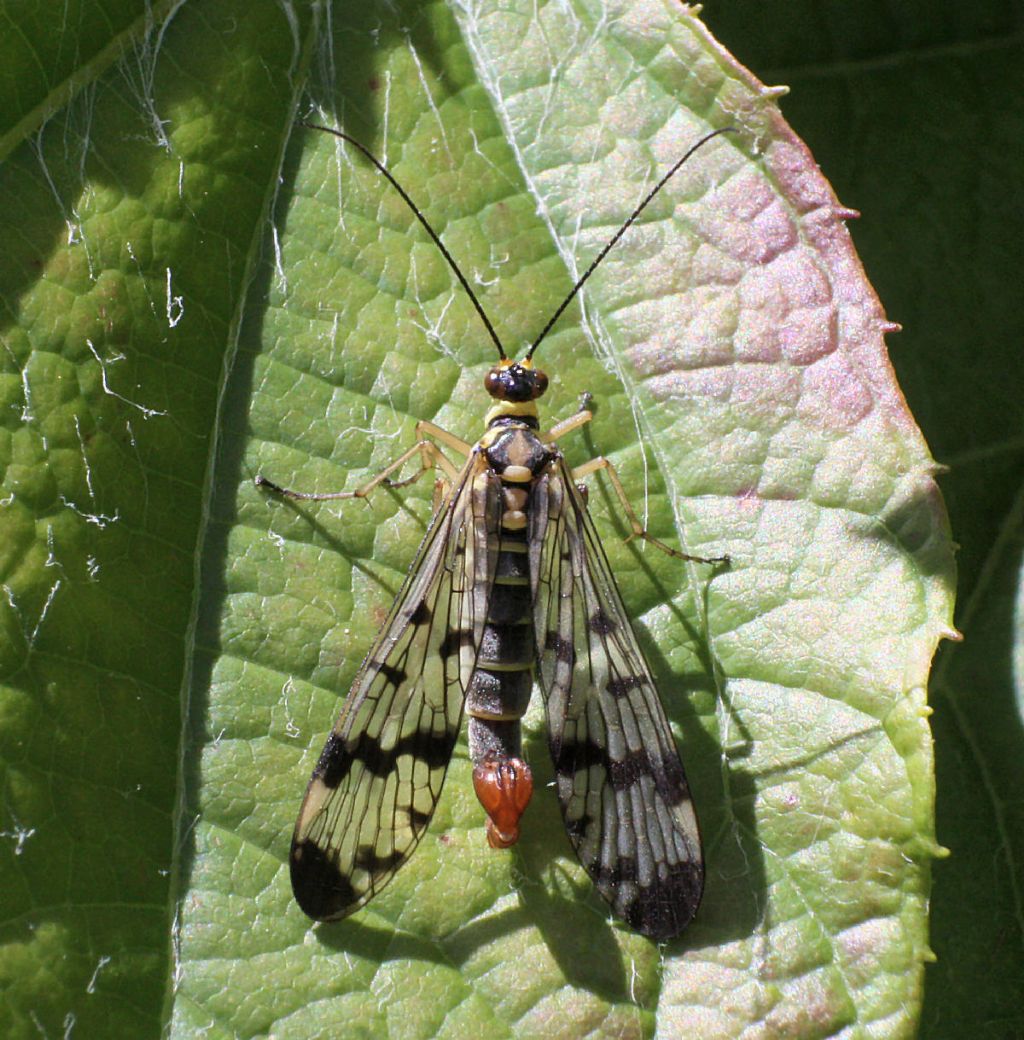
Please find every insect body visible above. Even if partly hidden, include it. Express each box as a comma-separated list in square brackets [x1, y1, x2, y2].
[262, 124, 732, 940]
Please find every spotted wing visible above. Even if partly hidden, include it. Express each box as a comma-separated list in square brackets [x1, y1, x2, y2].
[290, 453, 500, 920]
[530, 459, 704, 940]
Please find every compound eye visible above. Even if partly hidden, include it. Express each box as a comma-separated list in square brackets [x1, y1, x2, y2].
[531, 370, 549, 398]
[484, 369, 504, 398]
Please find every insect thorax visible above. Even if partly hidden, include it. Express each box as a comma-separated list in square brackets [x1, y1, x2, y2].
[480, 421, 552, 480]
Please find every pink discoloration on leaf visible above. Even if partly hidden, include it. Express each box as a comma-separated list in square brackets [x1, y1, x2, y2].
[801, 355, 874, 429]
[697, 170, 799, 264]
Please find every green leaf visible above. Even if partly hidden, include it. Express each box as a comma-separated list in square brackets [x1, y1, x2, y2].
[0, 1, 959, 1037]
[0, 1, 317, 1036]
[700, 5, 1024, 1037]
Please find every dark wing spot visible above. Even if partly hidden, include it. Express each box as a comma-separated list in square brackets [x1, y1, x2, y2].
[439, 628, 474, 658]
[595, 854, 639, 887]
[588, 608, 616, 635]
[549, 736, 603, 778]
[563, 813, 591, 843]
[315, 732, 350, 789]
[408, 602, 431, 626]
[408, 806, 433, 831]
[290, 838, 357, 920]
[607, 748, 690, 803]
[377, 662, 407, 686]
[647, 750, 691, 805]
[608, 749, 647, 789]
[545, 630, 575, 664]
[331, 731, 455, 779]
[353, 845, 405, 874]
[618, 859, 704, 941]
[606, 675, 644, 699]
[552, 742, 690, 804]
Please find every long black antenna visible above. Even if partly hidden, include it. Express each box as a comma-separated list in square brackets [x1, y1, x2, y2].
[302, 122, 508, 360]
[525, 126, 736, 360]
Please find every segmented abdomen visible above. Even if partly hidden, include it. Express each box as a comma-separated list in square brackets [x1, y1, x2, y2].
[465, 485, 535, 768]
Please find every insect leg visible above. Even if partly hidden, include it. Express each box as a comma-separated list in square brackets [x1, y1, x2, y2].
[542, 391, 596, 444]
[381, 420, 471, 489]
[571, 455, 729, 564]
[430, 475, 451, 512]
[542, 406, 593, 444]
[414, 419, 472, 458]
[256, 436, 458, 502]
